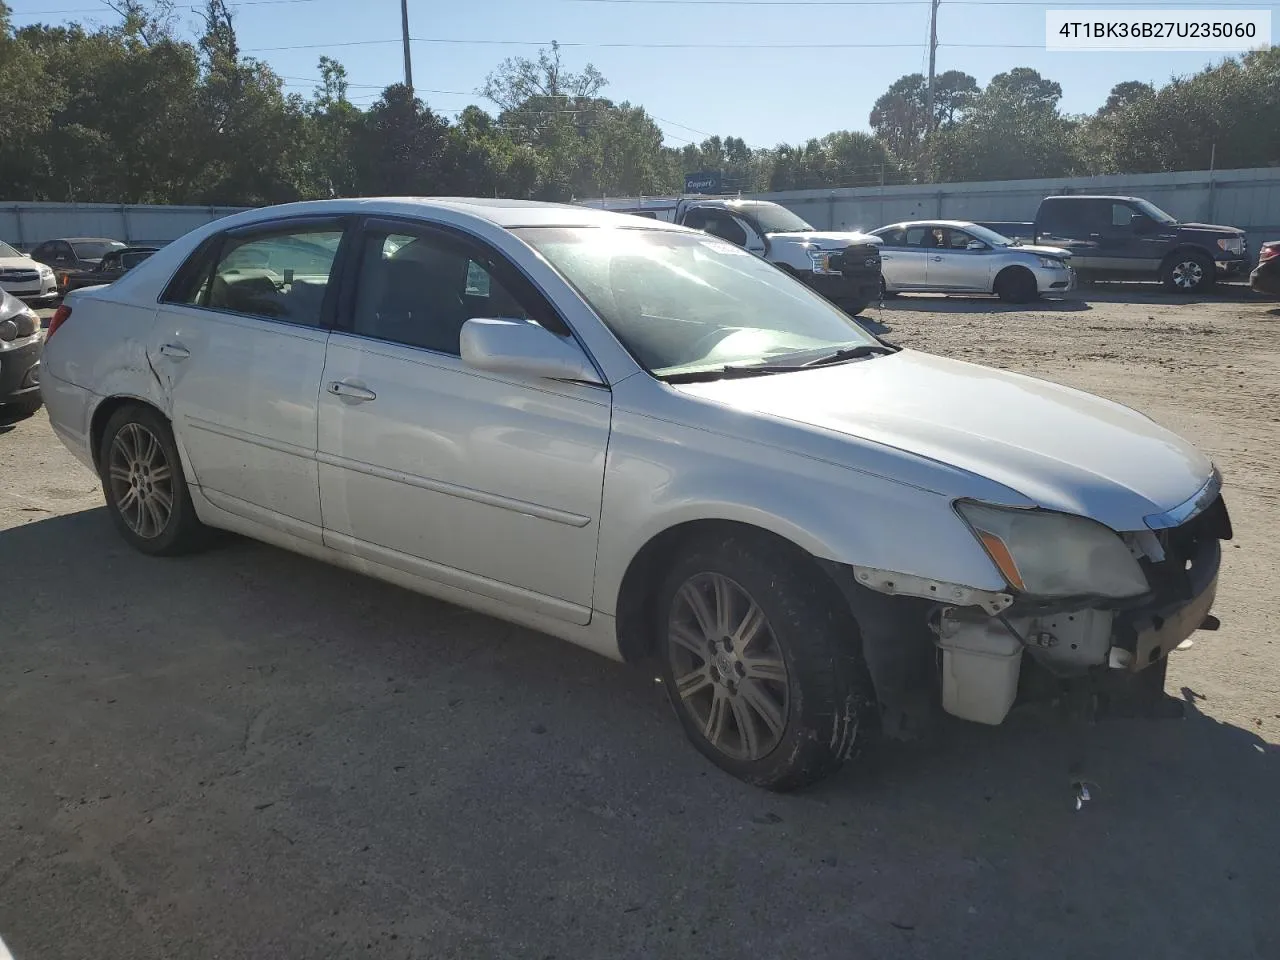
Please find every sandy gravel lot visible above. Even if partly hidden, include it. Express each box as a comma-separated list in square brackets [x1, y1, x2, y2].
[2, 288, 1277, 960]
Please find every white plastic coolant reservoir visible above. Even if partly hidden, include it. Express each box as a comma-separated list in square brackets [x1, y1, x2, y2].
[937, 619, 1024, 725]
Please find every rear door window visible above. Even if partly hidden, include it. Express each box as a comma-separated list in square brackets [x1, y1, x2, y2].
[904, 226, 931, 248]
[207, 227, 343, 326]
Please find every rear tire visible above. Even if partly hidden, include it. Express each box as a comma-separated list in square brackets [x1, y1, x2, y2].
[879, 278, 899, 299]
[1162, 251, 1215, 293]
[995, 267, 1038, 303]
[837, 297, 871, 317]
[98, 404, 210, 556]
[656, 531, 875, 791]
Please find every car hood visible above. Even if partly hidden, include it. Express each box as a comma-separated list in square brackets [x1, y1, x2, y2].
[1176, 222, 1245, 236]
[675, 349, 1212, 532]
[0, 256, 43, 270]
[1008, 243, 1071, 259]
[767, 230, 882, 248]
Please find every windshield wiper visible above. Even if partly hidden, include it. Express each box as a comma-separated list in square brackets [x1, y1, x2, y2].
[661, 363, 808, 384]
[661, 343, 897, 383]
[800, 344, 898, 367]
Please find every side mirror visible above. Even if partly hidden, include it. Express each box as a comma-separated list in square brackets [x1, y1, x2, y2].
[966, 239, 987, 251]
[460, 317, 603, 385]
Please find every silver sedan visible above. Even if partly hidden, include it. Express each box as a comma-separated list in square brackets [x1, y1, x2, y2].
[41, 199, 1224, 791]
[870, 221, 1075, 302]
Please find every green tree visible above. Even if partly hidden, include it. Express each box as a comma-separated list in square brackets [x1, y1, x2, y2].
[929, 67, 1078, 182]
[355, 84, 451, 195]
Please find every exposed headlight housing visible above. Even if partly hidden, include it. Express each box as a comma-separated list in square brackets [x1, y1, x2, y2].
[955, 501, 1150, 600]
[1037, 256, 1064, 269]
[1217, 237, 1244, 255]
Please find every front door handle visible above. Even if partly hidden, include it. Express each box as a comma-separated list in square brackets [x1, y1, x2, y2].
[327, 380, 376, 402]
[158, 343, 190, 360]
[931, 256, 944, 262]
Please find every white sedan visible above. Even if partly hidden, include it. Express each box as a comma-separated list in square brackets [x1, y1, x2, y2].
[41, 198, 1230, 790]
[0, 240, 58, 302]
[871, 221, 1075, 302]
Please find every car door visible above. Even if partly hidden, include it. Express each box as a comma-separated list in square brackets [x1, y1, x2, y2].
[316, 218, 611, 625]
[150, 216, 349, 543]
[888, 226, 931, 288]
[1037, 200, 1105, 270]
[1101, 201, 1165, 272]
[925, 227, 989, 291]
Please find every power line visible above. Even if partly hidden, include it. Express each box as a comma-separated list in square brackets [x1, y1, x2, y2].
[246, 37, 942, 52]
[13, 0, 325, 13]
[562, 0, 1274, 4]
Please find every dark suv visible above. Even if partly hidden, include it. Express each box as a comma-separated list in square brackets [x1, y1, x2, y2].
[1031, 196, 1247, 293]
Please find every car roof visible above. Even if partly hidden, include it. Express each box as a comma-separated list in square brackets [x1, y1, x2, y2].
[876, 220, 978, 230]
[52, 237, 123, 242]
[208, 197, 689, 232]
[1040, 195, 1139, 202]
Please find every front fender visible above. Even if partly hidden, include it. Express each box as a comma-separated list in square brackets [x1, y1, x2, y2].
[593, 404, 1009, 618]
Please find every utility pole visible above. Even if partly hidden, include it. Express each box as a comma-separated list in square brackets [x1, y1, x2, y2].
[400, 0, 414, 98]
[926, 0, 940, 133]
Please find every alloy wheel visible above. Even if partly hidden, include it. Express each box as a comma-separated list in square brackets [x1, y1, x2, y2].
[107, 422, 174, 539]
[666, 572, 790, 761]
[1172, 259, 1204, 290]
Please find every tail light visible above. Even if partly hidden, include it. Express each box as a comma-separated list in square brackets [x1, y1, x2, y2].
[1260, 243, 1279, 264]
[47, 304, 71, 339]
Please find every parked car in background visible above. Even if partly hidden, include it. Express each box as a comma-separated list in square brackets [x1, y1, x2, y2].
[868, 221, 1074, 302]
[582, 196, 884, 316]
[979, 195, 1248, 293]
[62, 245, 160, 293]
[30, 237, 128, 292]
[41, 197, 1231, 791]
[1249, 241, 1279, 296]
[0, 240, 58, 302]
[0, 286, 44, 416]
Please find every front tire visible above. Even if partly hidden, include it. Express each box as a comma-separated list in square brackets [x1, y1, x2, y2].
[836, 297, 871, 317]
[656, 532, 875, 791]
[1162, 251, 1215, 293]
[98, 404, 209, 556]
[995, 267, 1038, 303]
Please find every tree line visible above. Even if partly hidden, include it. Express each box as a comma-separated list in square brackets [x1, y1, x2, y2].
[1, 0, 1276, 208]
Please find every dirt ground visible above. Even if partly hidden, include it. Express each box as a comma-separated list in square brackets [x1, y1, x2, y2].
[2, 287, 1278, 960]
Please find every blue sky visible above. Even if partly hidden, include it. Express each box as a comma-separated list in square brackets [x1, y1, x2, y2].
[15, 0, 1279, 147]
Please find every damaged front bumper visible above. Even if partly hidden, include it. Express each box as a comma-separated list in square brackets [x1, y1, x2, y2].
[829, 488, 1232, 733]
[930, 493, 1229, 726]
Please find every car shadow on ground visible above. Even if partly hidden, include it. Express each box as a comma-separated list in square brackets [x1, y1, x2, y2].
[3, 509, 1277, 959]
[877, 294, 1091, 314]
[1074, 280, 1262, 306]
[0, 403, 40, 433]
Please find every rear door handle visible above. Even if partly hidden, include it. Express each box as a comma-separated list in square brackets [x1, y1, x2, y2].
[931, 256, 944, 262]
[158, 343, 190, 360]
[327, 380, 376, 402]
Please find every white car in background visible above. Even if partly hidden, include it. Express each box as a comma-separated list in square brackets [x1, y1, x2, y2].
[871, 221, 1075, 302]
[40, 198, 1230, 791]
[0, 240, 58, 302]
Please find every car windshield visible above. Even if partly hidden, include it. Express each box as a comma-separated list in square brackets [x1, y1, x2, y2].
[962, 223, 1014, 247]
[1132, 199, 1178, 225]
[736, 202, 815, 234]
[515, 226, 878, 378]
[0, 241, 22, 258]
[72, 240, 126, 260]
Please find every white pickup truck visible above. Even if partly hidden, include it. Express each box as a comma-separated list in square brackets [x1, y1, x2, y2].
[581, 197, 884, 316]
